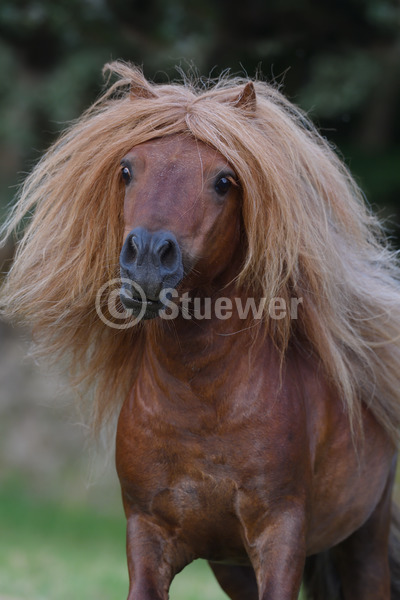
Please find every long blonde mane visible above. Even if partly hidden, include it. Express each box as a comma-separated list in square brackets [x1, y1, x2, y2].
[2, 61, 400, 439]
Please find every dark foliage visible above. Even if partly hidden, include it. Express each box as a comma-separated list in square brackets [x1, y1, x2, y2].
[0, 0, 399, 238]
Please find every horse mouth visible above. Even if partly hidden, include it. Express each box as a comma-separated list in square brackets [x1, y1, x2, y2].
[120, 286, 164, 320]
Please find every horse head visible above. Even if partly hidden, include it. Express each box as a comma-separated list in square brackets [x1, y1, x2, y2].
[119, 135, 242, 319]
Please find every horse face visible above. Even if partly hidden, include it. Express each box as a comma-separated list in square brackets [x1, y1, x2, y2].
[119, 135, 242, 319]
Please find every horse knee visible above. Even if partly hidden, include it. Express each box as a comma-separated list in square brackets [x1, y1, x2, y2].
[125, 515, 188, 600]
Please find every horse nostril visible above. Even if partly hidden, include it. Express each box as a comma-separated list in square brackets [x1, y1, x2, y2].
[121, 233, 139, 266]
[159, 240, 176, 270]
[130, 236, 138, 261]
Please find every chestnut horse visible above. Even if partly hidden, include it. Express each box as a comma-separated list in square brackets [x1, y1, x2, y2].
[116, 135, 399, 600]
[1, 62, 400, 599]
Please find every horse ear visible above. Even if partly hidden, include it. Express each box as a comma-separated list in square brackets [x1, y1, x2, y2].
[130, 82, 158, 100]
[233, 82, 256, 113]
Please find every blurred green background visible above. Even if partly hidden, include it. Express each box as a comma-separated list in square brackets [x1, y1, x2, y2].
[0, 1, 399, 599]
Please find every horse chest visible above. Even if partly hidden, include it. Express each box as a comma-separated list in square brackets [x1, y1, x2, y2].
[118, 426, 244, 558]
[116, 380, 307, 561]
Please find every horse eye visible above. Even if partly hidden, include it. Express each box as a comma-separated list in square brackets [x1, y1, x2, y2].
[215, 176, 231, 196]
[121, 166, 132, 185]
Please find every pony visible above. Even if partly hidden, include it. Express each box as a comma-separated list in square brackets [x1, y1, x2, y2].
[1, 60, 400, 599]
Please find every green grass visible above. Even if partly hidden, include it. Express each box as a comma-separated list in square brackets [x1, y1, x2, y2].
[0, 480, 228, 600]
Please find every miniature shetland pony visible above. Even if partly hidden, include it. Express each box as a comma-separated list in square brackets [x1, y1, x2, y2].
[1, 61, 400, 599]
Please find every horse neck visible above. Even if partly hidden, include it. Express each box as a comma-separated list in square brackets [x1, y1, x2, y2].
[141, 283, 276, 404]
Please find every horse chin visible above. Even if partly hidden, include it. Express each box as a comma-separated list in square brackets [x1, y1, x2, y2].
[141, 308, 161, 321]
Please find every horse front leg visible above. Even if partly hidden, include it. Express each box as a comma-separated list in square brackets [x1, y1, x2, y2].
[125, 514, 189, 600]
[241, 507, 307, 600]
